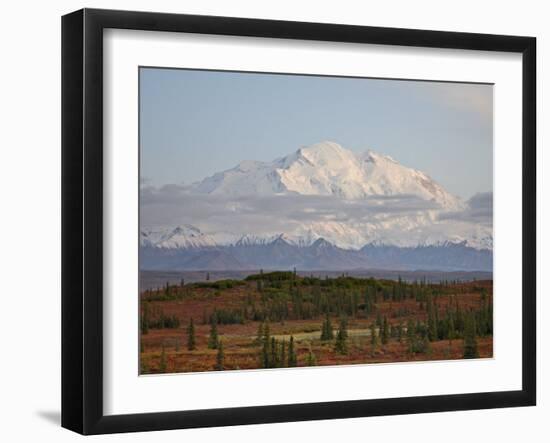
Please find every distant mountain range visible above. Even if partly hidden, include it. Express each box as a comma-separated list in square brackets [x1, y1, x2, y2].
[140, 141, 492, 272]
[140, 234, 492, 272]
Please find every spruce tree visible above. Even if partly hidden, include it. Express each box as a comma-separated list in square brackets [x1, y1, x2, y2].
[370, 323, 378, 348]
[215, 340, 225, 370]
[455, 301, 464, 335]
[208, 317, 219, 349]
[334, 317, 348, 355]
[427, 297, 437, 341]
[288, 336, 297, 367]
[256, 322, 264, 345]
[140, 357, 149, 374]
[487, 299, 493, 335]
[141, 302, 149, 335]
[320, 313, 334, 341]
[306, 346, 317, 366]
[260, 337, 269, 368]
[340, 317, 349, 340]
[381, 316, 389, 345]
[270, 337, 279, 368]
[260, 323, 271, 368]
[406, 319, 415, 352]
[187, 317, 196, 351]
[463, 312, 479, 359]
[481, 287, 488, 303]
[422, 335, 431, 355]
[447, 314, 456, 342]
[397, 322, 403, 343]
[159, 344, 167, 372]
[376, 311, 382, 328]
[263, 322, 271, 346]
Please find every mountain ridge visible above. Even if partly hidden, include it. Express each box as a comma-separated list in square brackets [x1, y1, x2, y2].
[140, 222, 493, 251]
[140, 234, 492, 272]
[188, 141, 464, 210]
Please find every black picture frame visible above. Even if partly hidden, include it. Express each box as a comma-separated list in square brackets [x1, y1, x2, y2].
[62, 8, 536, 435]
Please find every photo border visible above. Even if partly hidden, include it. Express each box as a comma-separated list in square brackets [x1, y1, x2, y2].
[62, 8, 536, 434]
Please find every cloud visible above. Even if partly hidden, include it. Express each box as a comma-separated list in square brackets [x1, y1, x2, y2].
[140, 186, 493, 249]
[140, 185, 440, 235]
[437, 192, 493, 225]
[427, 83, 493, 121]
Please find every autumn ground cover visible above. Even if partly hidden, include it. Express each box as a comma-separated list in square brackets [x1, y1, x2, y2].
[139, 272, 492, 374]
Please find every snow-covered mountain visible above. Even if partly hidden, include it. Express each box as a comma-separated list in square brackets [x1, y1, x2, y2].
[190, 141, 464, 210]
[140, 231, 492, 272]
[140, 141, 492, 271]
[140, 225, 217, 249]
[140, 222, 492, 252]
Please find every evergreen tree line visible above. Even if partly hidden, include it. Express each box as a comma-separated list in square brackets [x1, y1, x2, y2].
[142, 273, 489, 302]
[256, 322, 300, 368]
[185, 316, 226, 370]
[320, 315, 350, 355]
[208, 308, 245, 325]
[143, 275, 492, 336]
[238, 279, 483, 324]
[140, 302, 180, 333]
[141, 278, 246, 301]
[243, 287, 365, 322]
[316, 304, 487, 359]
[147, 314, 180, 330]
[424, 296, 493, 342]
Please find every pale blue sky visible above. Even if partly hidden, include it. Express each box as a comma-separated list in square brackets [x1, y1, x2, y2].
[140, 67, 493, 199]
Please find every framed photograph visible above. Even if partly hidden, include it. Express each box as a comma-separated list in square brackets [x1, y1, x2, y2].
[62, 8, 536, 435]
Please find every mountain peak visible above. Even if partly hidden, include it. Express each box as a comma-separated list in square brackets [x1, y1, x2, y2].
[299, 140, 345, 155]
[362, 149, 398, 164]
[271, 234, 293, 246]
[172, 224, 200, 236]
[141, 224, 216, 249]
[189, 141, 463, 210]
[311, 238, 334, 249]
[235, 160, 265, 172]
[296, 141, 350, 166]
